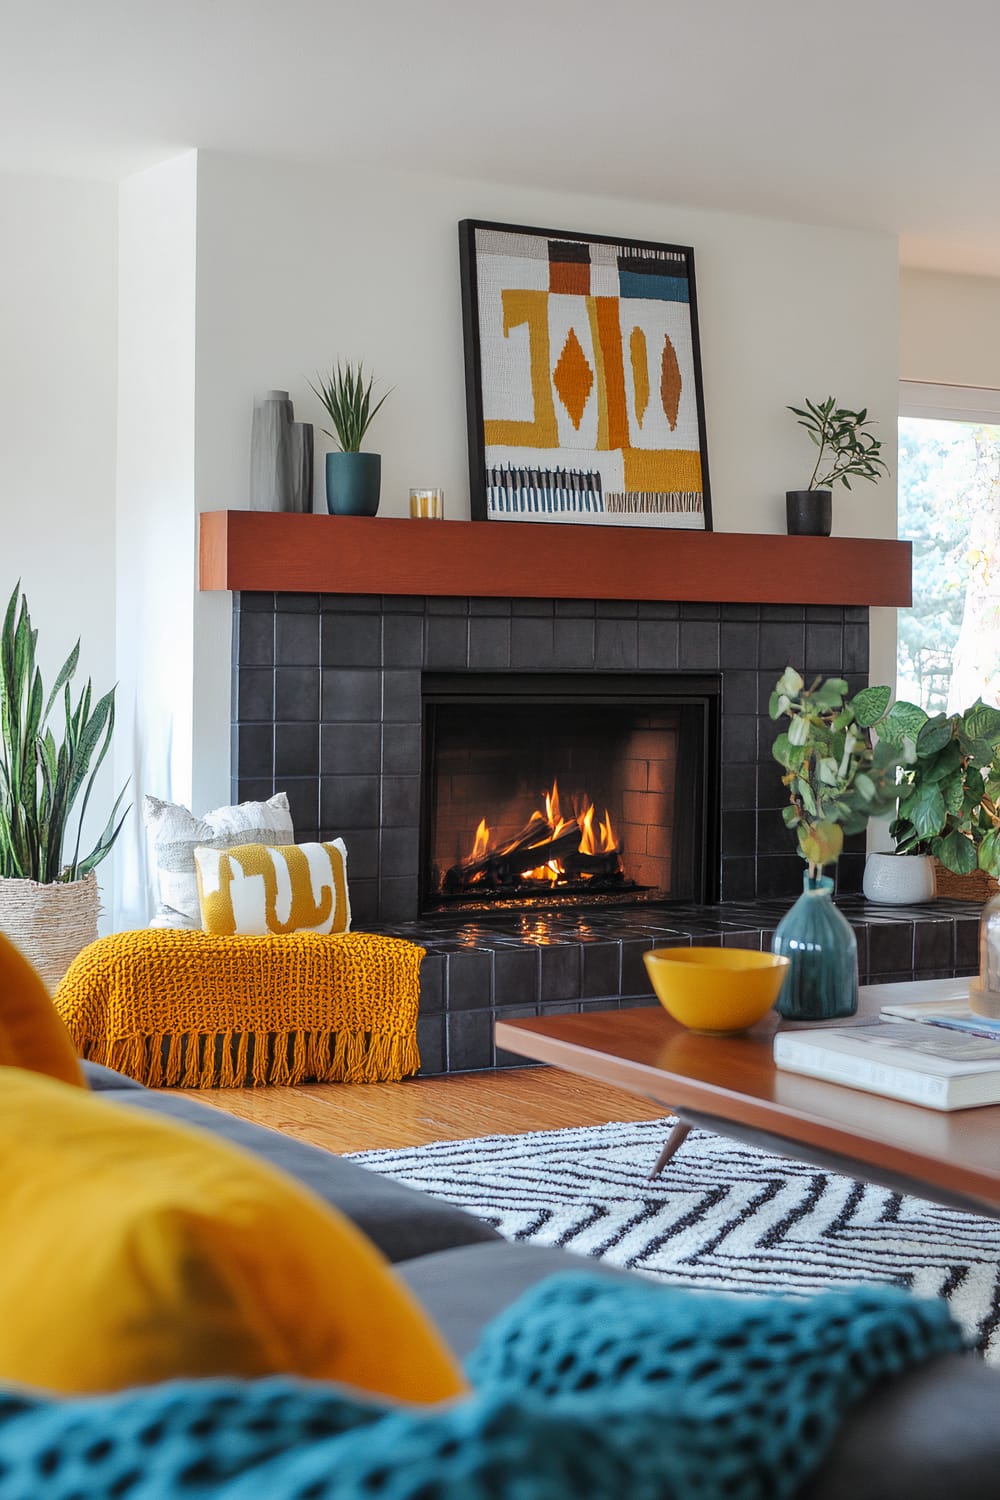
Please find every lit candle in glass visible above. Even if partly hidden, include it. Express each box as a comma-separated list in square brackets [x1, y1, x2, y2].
[409, 488, 444, 519]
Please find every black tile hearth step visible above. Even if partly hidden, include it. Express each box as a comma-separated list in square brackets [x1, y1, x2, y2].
[364, 899, 985, 1073]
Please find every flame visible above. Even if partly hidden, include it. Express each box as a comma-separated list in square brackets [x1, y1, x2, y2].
[471, 817, 491, 862]
[461, 779, 621, 886]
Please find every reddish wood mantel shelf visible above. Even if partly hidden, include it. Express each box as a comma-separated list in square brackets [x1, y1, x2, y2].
[199, 510, 912, 607]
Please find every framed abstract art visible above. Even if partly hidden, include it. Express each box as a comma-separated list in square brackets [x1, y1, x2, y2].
[459, 219, 712, 529]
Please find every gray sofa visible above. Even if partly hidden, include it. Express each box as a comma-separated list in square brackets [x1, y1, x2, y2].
[84, 1062, 1000, 1498]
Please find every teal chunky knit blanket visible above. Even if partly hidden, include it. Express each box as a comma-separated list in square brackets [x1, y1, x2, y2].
[0, 1273, 963, 1500]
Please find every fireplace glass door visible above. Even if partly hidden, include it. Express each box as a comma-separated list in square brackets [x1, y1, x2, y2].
[421, 673, 718, 912]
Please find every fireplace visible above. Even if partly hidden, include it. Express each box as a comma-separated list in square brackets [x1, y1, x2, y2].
[228, 589, 984, 1076]
[421, 672, 718, 912]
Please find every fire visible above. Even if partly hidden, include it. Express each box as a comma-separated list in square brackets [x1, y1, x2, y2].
[470, 817, 491, 862]
[461, 779, 620, 888]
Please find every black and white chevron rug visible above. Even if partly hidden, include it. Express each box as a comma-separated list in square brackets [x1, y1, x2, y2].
[350, 1116, 1000, 1360]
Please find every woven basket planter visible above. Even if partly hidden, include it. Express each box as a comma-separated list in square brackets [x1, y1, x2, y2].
[0, 872, 99, 992]
[933, 859, 1000, 905]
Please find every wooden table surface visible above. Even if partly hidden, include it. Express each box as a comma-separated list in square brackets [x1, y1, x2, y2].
[495, 979, 1000, 1218]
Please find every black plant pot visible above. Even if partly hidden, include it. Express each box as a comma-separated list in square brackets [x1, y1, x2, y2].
[785, 489, 832, 537]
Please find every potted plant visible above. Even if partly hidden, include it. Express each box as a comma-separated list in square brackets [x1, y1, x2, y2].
[310, 361, 391, 517]
[786, 397, 890, 536]
[0, 584, 129, 990]
[863, 695, 1000, 902]
[769, 669, 901, 1018]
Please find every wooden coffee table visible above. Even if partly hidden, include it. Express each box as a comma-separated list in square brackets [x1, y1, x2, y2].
[494, 978, 1000, 1219]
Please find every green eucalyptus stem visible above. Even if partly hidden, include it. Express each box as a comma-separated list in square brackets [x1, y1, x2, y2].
[789, 396, 890, 492]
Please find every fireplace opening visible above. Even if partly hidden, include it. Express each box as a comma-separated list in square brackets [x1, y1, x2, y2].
[421, 673, 719, 913]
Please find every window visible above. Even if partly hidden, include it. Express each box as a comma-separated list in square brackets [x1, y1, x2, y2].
[898, 381, 1000, 715]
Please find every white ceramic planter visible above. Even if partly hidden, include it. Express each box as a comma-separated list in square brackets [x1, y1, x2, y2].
[862, 853, 937, 905]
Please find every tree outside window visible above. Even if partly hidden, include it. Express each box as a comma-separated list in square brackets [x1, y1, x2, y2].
[898, 415, 1000, 715]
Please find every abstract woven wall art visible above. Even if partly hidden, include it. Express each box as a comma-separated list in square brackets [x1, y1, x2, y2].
[459, 219, 712, 529]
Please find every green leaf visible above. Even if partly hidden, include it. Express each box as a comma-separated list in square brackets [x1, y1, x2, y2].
[934, 830, 979, 875]
[799, 820, 843, 868]
[978, 827, 1000, 880]
[877, 700, 928, 750]
[812, 678, 849, 710]
[851, 684, 891, 728]
[964, 701, 1000, 746]
[940, 771, 966, 815]
[775, 666, 803, 698]
[795, 778, 818, 816]
[915, 715, 953, 757]
[787, 715, 811, 747]
[854, 772, 876, 801]
[771, 731, 795, 768]
[905, 783, 947, 839]
[816, 756, 840, 786]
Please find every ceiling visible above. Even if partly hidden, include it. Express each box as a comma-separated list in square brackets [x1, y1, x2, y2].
[3, 0, 999, 275]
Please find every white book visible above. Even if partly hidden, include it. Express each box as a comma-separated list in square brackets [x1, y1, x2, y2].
[773, 1021, 1000, 1110]
[880, 996, 1000, 1041]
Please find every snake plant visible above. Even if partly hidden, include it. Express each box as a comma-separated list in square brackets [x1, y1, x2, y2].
[309, 361, 391, 452]
[0, 584, 129, 882]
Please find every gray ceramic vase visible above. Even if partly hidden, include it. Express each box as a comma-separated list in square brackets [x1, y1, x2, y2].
[289, 421, 314, 513]
[250, 390, 294, 511]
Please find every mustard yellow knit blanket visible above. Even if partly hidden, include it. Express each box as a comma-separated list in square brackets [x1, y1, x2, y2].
[54, 930, 425, 1088]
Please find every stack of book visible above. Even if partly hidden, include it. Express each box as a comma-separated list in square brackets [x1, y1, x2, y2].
[774, 995, 1000, 1111]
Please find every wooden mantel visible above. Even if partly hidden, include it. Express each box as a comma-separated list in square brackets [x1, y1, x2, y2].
[199, 510, 912, 607]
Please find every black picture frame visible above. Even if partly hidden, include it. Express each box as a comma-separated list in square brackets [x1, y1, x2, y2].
[459, 218, 712, 530]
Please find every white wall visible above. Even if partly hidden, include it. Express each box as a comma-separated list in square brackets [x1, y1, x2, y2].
[900, 268, 1000, 387]
[0, 172, 118, 904]
[191, 152, 900, 812]
[114, 153, 198, 928]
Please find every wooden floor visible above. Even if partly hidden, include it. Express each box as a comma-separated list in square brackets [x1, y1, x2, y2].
[186, 1067, 669, 1154]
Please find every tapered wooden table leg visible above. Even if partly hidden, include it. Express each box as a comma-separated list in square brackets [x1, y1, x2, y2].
[648, 1118, 692, 1178]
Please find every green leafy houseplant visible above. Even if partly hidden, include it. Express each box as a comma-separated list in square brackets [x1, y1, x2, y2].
[881, 697, 1000, 878]
[769, 669, 901, 875]
[788, 397, 890, 491]
[310, 362, 391, 452]
[0, 584, 129, 883]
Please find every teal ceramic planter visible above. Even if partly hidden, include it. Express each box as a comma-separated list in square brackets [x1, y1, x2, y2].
[325, 452, 381, 516]
[772, 871, 858, 1021]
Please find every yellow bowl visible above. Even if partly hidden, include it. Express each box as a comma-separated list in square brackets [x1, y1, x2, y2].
[643, 947, 790, 1034]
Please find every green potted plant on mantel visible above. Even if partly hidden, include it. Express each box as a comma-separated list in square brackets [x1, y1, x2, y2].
[769, 669, 902, 1020]
[0, 584, 129, 991]
[310, 361, 392, 518]
[786, 396, 890, 537]
[863, 695, 1000, 904]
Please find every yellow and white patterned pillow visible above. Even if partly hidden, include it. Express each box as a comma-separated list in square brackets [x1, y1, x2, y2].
[194, 840, 351, 936]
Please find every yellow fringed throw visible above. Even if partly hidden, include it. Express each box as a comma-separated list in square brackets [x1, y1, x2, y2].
[54, 930, 425, 1088]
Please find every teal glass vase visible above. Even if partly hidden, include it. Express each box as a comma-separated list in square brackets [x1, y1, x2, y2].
[772, 871, 858, 1021]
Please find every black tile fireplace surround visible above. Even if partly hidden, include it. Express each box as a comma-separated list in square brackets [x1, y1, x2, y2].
[232, 591, 978, 1074]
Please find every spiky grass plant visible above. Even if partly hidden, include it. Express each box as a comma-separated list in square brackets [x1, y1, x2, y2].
[0, 584, 129, 882]
[310, 361, 391, 452]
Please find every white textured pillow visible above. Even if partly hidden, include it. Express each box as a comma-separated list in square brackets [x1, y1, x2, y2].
[143, 793, 294, 928]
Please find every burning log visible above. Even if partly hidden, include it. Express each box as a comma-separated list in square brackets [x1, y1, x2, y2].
[561, 850, 623, 880]
[440, 781, 626, 899]
[444, 818, 584, 893]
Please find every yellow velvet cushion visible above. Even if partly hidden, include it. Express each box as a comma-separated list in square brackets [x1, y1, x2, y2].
[195, 839, 351, 935]
[0, 931, 83, 1087]
[0, 1067, 467, 1402]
